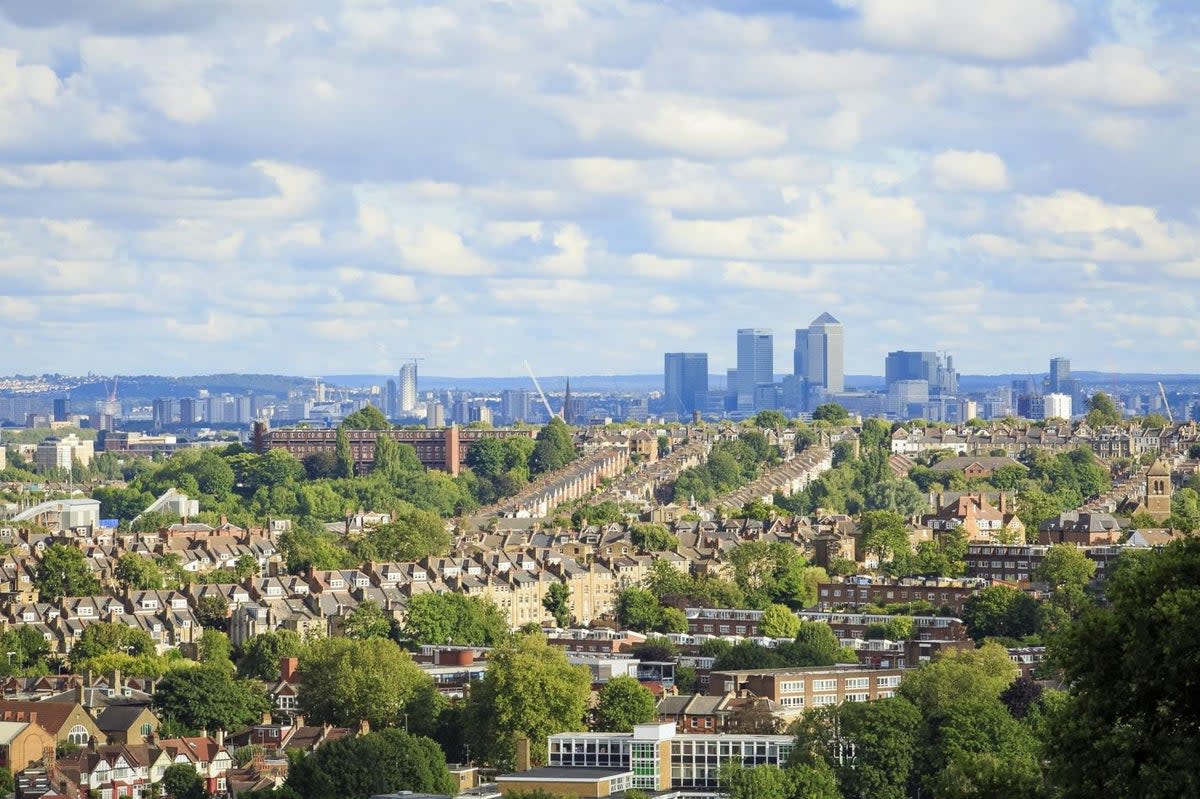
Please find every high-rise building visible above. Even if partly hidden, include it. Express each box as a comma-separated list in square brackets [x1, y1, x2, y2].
[888, 380, 929, 417]
[736, 329, 773, 410]
[152, 398, 176, 429]
[385, 379, 398, 419]
[501, 389, 531, 425]
[399, 362, 418, 412]
[235, 396, 252, 424]
[53, 397, 69, 422]
[885, 351, 939, 386]
[1049, 357, 1070, 393]
[664, 353, 709, 417]
[804, 313, 844, 394]
[1044, 393, 1072, 420]
[179, 398, 198, 425]
[426, 401, 445, 428]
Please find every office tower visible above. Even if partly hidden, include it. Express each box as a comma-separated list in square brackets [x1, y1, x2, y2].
[179, 398, 198, 425]
[885, 351, 938, 386]
[501, 389, 531, 424]
[938, 355, 958, 395]
[888, 380, 929, 417]
[664, 353, 709, 417]
[205, 396, 225, 424]
[736, 329, 773, 410]
[53, 397, 69, 422]
[805, 313, 844, 394]
[235, 396, 252, 424]
[152, 398, 176, 429]
[793, 329, 807, 380]
[385, 379, 398, 419]
[399, 362, 418, 412]
[1049, 357, 1070, 393]
[426, 401, 445, 428]
[469, 404, 493, 425]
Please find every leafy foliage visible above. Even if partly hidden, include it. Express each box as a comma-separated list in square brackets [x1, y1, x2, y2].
[402, 593, 510, 646]
[593, 675, 657, 732]
[154, 666, 271, 733]
[284, 729, 457, 799]
[298, 637, 432, 729]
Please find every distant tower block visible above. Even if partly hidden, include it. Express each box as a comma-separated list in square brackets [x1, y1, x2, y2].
[1145, 459, 1173, 521]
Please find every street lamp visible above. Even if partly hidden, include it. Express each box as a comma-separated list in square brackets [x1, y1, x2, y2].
[5, 651, 16, 666]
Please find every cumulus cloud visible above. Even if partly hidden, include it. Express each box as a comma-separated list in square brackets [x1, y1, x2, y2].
[930, 150, 1010, 192]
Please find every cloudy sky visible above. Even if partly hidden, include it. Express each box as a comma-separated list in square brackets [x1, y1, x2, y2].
[1, 0, 1198, 378]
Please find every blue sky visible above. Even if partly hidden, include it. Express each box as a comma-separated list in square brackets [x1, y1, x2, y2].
[0, 0, 1197, 378]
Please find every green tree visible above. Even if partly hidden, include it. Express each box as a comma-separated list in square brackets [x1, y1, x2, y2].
[466, 632, 591, 769]
[719, 761, 841, 799]
[342, 405, 391, 430]
[812, 403, 850, 423]
[0, 767, 12, 799]
[897, 643, 1018, 717]
[1047, 538, 1200, 797]
[961, 585, 1038, 641]
[334, 426, 355, 479]
[284, 729, 456, 799]
[160, 762, 208, 799]
[342, 600, 393, 640]
[789, 621, 843, 666]
[35, 544, 100, 599]
[761, 604, 801, 639]
[195, 594, 230, 630]
[237, 630, 303, 682]
[753, 410, 789, 429]
[71, 621, 155, 664]
[1084, 391, 1122, 427]
[793, 697, 921, 799]
[858, 510, 912, 573]
[199, 629, 233, 668]
[402, 593, 510, 646]
[530, 418, 577, 475]
[299, 637, 431, 730]
[630, 522, 679, 553]
[114, 553, 164, 591]
[352, 506, 451, 562]
[92, 486, 155, 524]
[593, 675, 657, 732]
[615, 588, 664, 632]
[303, 450, 340, 480]
[154, 666, 271, 733]
[543, 581, 572, 627]
[1035, 544, 1097, 589]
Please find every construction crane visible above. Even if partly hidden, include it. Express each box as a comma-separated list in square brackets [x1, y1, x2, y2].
[523, 360, 557, 420]
[1158, 382, 1174, 423]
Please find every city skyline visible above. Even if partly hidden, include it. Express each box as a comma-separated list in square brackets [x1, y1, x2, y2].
[1, 1, 1199, 377]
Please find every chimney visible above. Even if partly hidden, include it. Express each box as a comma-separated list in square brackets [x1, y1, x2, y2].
[515, 737, 532, 772]
[998, 493, 1007, 514]
[216, 729, 225, 747]
[220, 514, 228, 528]
[279, 657, 298, 682]
[294, 715, 305, 729]
[261, 711, 272, 725]
[113, 668, 122, 690]
[29, 711, 36, 726]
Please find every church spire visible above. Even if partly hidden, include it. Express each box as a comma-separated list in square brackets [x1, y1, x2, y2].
[562, 378, 572, 424]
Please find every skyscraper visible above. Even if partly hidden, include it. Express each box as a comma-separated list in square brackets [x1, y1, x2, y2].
[399, 362, 418, 412]
[736, 329, 773, 410]
[385, 379, 398, 419]
[1049, 357, 1070, 393]
[886, 351, 938, 386]
[805, 313, 843, 394]
[501, 389, 531, 424]
[664, 353, 709, 417]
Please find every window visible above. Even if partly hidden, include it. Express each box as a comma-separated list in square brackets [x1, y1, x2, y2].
[812, 694, 838, 706]
[812, 679, 837, 692]
[779, 681, 805, 693]
[844, 677, 869, 689]
[140, 723, 153, 738]
[844, 693, 869, 702]
[68, 724, 90, 746]
[877, 675, 901, 688]
[779, 696, 805, 707]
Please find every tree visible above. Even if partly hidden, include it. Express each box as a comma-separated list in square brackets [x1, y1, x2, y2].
[615, 588, 664, 632]
[593, 675, 657, 732]
[858, 510, 912, 572]
[342, 405, 391, 430]
[299, 637, 431, 729]
[961, 585, 1038, 641]
[812, 403, 850, 423]
[793, 697, 921, 799]
[465, 632, 590, 769]
[753, 410, 789, 429]
[303, 450, 340, 480]
[71, 622, 155, 664]
[334, 426, 355, 479]
[402, 593, 510, 646]
[195, 595, 230, 630]
[342, 600, 392, 640]
[0, 768, 12, 799]
[897, 643, 1018, 717]
[154, 666, 271, 733]
[352, 507, 450, 563]
[1035, 544, 1097, 589]
[115, 553, 164, 591]
[199, 629, 233, 667]
[789, 621, 843, 666]
[760, 604, 801, 639]
[35, 544, 100, 599]
[543, 581, 572, 627]
[160, 762, 208, 799]
[630, 522, 679, 553]
[1047, 538, 1200, 797]
[719, 761, 841, 799]
[530, 418, 577, 475]
[284, 729, 456, 799]
[238, 630, 303, 681]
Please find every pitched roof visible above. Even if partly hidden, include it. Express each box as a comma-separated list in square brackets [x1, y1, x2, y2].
[0, 700, 82, 735]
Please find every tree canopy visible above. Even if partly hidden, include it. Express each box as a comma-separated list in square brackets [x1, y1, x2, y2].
[298, 637, 432, 730]
[592, 675, 657, 732]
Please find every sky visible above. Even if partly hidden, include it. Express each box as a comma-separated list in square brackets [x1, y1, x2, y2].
[1, 0, 1198, 379]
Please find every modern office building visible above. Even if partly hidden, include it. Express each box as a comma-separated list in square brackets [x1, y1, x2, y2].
[178, 398, 199, 425]
[885, 351, 938, 387]
[399, 362, 419, 412]
[803, 313, 844, 394]
[735, 329, 773, 411]
[52, 397, 69, 422]
[385, 379, 398, 419]
[33, 434, 95, 472]
[501, 389, 531, 424]
[152, 398, 177, 429]
[1049, 357, 1070, 393]
[664, 353, 709, 417]
[426, 401, 446, 429]
[888, 379, 930, 417]
[497, 722, 795, 797]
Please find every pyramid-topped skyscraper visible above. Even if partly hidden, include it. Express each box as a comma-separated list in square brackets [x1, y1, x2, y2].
[795, 312, 843, 395]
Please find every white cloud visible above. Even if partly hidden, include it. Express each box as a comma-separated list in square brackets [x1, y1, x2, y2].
[629, 254, 694, 280]
[630, 103, 788, 159]
[535, 223, 589, 276]
[930, 150, 1009, 192]
[841, 0, 1076, 61]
